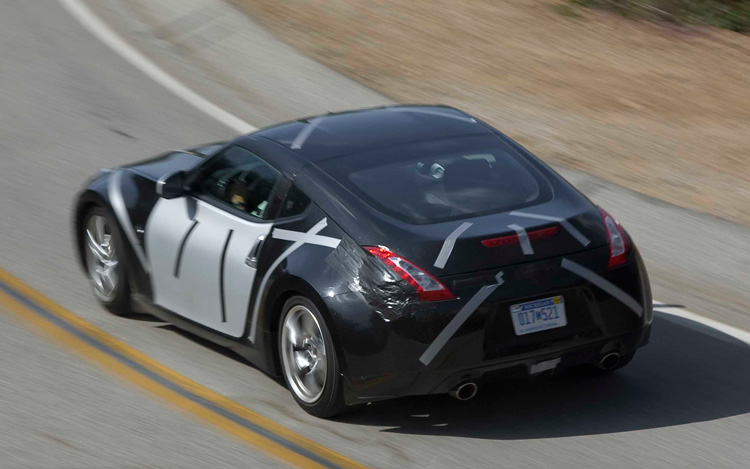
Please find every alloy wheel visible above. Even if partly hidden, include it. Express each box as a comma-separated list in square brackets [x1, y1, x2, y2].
[281, 305, 328, 403]
[84, 214, 119, 302]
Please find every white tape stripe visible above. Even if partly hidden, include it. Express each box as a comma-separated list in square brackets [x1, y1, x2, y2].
[654, 304, 750, 346]
[509, 211, 590, 247]
[384, 107, 477, 123]
[434, 222, 473, 269]
[561, 258, 643, 317]
[271, 228, 340, 249]
[108, 170, 151, 273]
[248, 218, 328, 342]
[57, 0, 256, 134]
[420, 272, 504, 366]
[508, 224, 534, 255]
[290, 117, 323, 150]
[508, 211, 558, 222]
[560, 220, 591, 247]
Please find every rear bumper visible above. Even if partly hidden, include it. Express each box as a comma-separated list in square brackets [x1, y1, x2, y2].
[341, 324, 650, 403]
[325, 245, 652, 405]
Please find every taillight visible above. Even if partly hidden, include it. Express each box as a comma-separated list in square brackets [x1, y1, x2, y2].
[364, 246, 456, 301]
[598, 207, 632, 268]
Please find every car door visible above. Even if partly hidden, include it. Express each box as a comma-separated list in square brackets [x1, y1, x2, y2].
[145, 145, 283, 337]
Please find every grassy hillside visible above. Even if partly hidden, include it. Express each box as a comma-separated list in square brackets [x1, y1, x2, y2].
[232, 0, 750, 224]
[574, 0, 750, 32]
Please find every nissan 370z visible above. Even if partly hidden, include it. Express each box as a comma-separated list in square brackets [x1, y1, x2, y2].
[74, 106, 652, 417]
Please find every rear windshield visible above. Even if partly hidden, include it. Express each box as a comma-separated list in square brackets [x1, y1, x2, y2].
[319, 135, 551, 224]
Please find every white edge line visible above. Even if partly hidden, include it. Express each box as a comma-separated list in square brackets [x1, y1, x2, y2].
[60, 0, 750, 350]
[58, 0, 256, 134]
[654, 302, 750, 346]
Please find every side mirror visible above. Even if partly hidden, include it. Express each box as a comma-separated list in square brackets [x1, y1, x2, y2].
[156, 170, 187, 199]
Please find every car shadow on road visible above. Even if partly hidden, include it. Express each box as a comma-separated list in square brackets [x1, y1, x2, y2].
[155, 323, 254, 365]
[337, 312, 750, 439]
[126, 312, 166, 323]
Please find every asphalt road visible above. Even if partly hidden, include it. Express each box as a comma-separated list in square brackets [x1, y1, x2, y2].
[1, 0, 749, 467]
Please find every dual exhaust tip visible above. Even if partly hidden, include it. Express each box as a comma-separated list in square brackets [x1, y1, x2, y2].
[449, 381, 478, 401]
[597, 352, 622, 371]
[449, 352, 621, 400]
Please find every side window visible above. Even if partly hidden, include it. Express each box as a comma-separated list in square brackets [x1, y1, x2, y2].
[279, 184, 311, 218]
[196, 146, 282, 219]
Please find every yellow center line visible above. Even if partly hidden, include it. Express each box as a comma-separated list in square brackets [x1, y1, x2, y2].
[0, 268, 367, 469]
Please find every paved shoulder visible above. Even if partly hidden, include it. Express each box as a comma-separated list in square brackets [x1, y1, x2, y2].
[87, 0, 391, 127]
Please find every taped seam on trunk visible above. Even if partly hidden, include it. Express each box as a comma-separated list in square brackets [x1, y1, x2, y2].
[420, 271, 504, 366]
[509, 211, 590, 247]
[434, 222, 473, 269]
[561, 258, 643, 317]
[508, 224, 534, 255]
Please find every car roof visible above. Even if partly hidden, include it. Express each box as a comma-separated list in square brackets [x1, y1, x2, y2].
[238, 105, 493, 163]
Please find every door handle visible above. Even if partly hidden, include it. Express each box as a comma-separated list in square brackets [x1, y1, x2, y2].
[245, 235, 266, 268]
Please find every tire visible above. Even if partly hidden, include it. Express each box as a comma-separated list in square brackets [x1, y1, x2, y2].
[82, 206, 131, 316]
[278, 295, 347, 418]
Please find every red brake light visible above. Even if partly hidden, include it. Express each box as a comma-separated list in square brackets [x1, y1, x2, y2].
[598, 207, 632, 268]
[482, 226, 558, 247]
[364, 246, 456, 301]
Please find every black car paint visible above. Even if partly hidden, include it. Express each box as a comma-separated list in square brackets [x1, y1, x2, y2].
[74, 106, 653, 405]
[74, 147, 354, 377]
[326, 245, 652, 400]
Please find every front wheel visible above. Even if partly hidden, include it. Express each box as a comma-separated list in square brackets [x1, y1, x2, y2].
[82, 206, 131, 316]
[278, 296, 347, 418]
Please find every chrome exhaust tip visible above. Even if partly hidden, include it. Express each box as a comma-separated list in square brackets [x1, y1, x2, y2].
[598, 352, 622, 371]
[449, 382, 478, 401]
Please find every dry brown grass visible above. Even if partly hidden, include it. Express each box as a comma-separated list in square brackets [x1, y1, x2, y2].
[230, 0, 750, 224]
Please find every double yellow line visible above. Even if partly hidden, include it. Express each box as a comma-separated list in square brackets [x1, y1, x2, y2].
[0, 268, 366, 468]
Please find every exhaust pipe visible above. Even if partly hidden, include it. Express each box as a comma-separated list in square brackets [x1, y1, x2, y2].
[597, 352, 622, 371]
[449, 382, 478, 401]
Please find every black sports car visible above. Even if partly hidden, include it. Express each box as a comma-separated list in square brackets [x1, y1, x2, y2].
[74, 106, 652, 417]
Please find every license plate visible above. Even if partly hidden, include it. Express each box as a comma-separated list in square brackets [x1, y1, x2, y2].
[510, 296, 567, 336]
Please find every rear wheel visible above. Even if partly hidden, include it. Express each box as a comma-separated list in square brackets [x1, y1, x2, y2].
[82, 207, 130, 316]
[279, 296, 347, 418]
